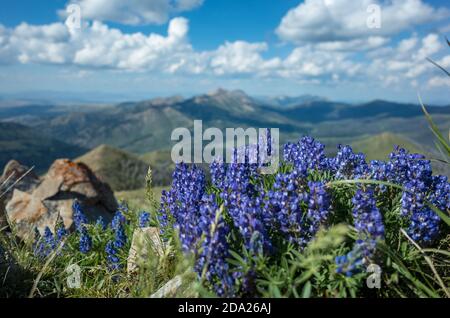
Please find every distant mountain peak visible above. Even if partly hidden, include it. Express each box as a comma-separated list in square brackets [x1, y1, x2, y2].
[207, 88, 249, 99]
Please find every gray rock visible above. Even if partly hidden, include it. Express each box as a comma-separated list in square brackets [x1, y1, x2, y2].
[127, 227, 164, 274]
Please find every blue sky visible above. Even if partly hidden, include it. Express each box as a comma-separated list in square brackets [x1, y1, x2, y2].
[0, 0, 449, 104]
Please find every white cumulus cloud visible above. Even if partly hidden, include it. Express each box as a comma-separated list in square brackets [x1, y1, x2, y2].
[62, 0, 204, 25]
[276, 0, 448, 44]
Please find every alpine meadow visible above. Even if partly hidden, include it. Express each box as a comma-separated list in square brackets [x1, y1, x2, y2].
[0, 0, 449, 305]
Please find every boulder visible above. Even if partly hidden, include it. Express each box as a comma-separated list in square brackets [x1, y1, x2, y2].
[127, 227, 164, 274]
[0, 160, 40, 230]
[5, 159, 118, 240]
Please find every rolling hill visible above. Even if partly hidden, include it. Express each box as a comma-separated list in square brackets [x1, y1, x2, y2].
[75, 145, 176, 191]
[0, 122, 86, 174]
[75, 144, 150, 191]
[139, 149, 174, 186]
[350, 132, 449, 176]
[16, 89, 447, 156]
[350, 132, 424, 161]
[1, 89, 449, 177]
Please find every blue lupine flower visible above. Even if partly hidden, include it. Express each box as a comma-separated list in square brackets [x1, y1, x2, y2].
[73, 200, 88, 231]
[283, 136, 328, 174]
[111, 211, 127, 231]
[56, 226, 67, 241]
[157, 136, 449, 295]
[105, 215, 128, 270]
[388, 147, 444, 244]
[330, 145, 368, 179]
[159, 163, 206, 250]
[429, 175, 450, 213]
[266, 169, 309, 247]
[195, 194, 235, 297]
[335, 248, 364, 277]
[335, 189, 384, 276]
[352, 189, 385, 243]
[34, 227, 57, 258]
[306, 181, 332, 239]
[96, 216, 107, 230]
[79, 227, 92, 254]
[113, 224, 127, 249]
[138, 211, 150, 228]
[407, 208, 440, 244]
[105, 241, 121, 270]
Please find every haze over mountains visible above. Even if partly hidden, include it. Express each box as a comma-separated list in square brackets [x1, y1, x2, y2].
[1, 89, 449, 180]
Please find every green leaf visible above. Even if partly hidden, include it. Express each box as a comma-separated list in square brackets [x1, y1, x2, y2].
[302, 281, 312, 298]
[228, 250, 246, 265]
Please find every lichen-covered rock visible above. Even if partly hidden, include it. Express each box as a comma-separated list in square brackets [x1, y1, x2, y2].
[5, 159, 118, 240]
[127, 227, 164, 274]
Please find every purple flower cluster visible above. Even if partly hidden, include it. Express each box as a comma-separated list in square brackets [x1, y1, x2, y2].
[138, 211, 150, 228]
[159, 163, 235, 295]
[429, 175, 450, 212]
[34, 227, 57, 258]
[265, 172, 331, 248]
[335, 188, 385, 276]
[73, 200, 88, 232]
[214, 152, 270, 254]
[351, 189, 385, 246]
[159, 163, 207, 250]
[106, 211, 128, 269]
[266, 169, 307, 246]
[194, 195, 234, 297]
[407, 209, 440, 243]
[105, 241, 120, 270]
[306, 181, 332, 238]
[159, 136, 449, 293]
[329, 145, 368, 179]
[389, 148, 442, 244]
[283, 136, 327, 175]
[72, 201, 92, 254]
[79, 227, 92, 254]
[34, 223, 67, 258]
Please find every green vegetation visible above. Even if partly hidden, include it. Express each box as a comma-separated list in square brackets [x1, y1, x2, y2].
[115, 186, 167, 210]
[350, 132, 424, 161]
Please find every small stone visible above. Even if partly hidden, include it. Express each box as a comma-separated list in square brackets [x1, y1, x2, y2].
[149, 275, 183, 298]
[127, 227, 163, 274]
